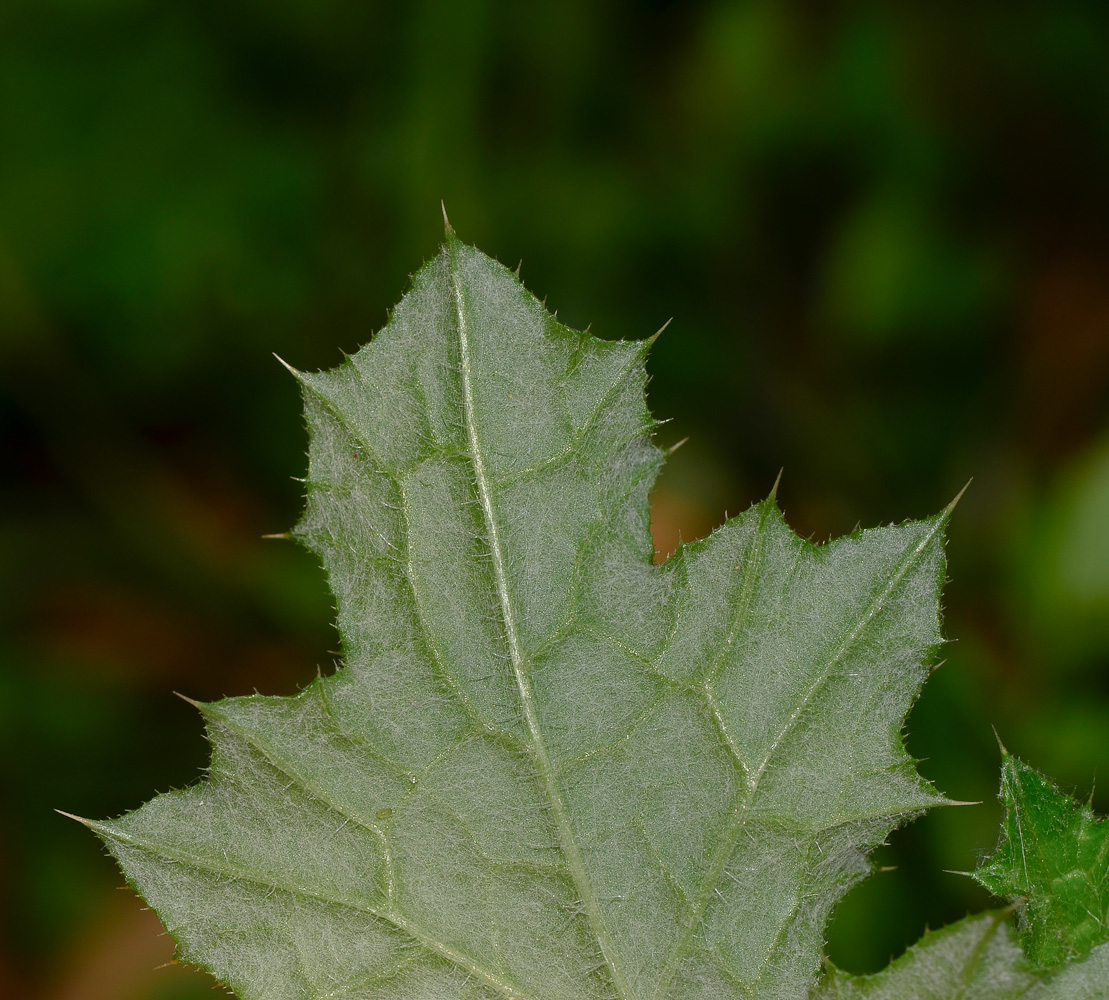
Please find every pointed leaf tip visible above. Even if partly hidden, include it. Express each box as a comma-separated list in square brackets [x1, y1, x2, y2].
[648, 318, 673, 345]
[172, 690, 204, 711]
[770, 467, 784, 501]
[441, 200, 453, 234]
[55, 809, 95, 828]
[273, 353, 300, 377]
[944, 479, 973, 518]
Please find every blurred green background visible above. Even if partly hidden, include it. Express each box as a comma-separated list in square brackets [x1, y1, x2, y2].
[3, 1, 1109, 996]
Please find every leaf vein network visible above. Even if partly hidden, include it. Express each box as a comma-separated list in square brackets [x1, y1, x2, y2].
[651, 512, 946, 1000]
[113, 823, 537, 1000]
[486, 340, 652, 492]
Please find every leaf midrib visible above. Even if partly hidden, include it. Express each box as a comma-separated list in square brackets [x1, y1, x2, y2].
[952, 913, 1008, 1000]
[447, 240, 634, 1000]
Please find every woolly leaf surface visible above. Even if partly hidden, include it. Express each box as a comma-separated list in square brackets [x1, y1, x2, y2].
[87, 233, 952, 1000]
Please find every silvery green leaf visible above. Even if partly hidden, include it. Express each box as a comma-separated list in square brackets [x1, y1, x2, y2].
[82, 232, 951, 1000]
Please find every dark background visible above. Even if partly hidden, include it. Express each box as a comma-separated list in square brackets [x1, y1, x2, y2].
[3, 2, 1109, 997]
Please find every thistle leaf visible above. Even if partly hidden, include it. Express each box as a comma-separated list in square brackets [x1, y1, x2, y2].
[820, 752, 1109, 1000]
[85, 234, 952, 1000]
[818, 911, 1109, 999]
[972, 750, 1109, 967]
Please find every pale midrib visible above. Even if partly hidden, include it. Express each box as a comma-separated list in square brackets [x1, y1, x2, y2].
[701, 499, 775, 778]
[652, 513, 946, 1000]
[448, 243, 633, 1000]
[94, 823, 535, 1000]
[952, 913, 1007, 1000]
[751, 517, 945, 795]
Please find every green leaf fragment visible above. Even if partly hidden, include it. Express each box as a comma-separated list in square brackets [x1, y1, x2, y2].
[86, 233, 953, 1000]
[818, 911, 1109, 1000]
[972, 749, 1109, 968]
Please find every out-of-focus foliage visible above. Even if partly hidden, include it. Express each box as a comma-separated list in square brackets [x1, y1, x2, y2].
[1, 2, 1107, 997]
